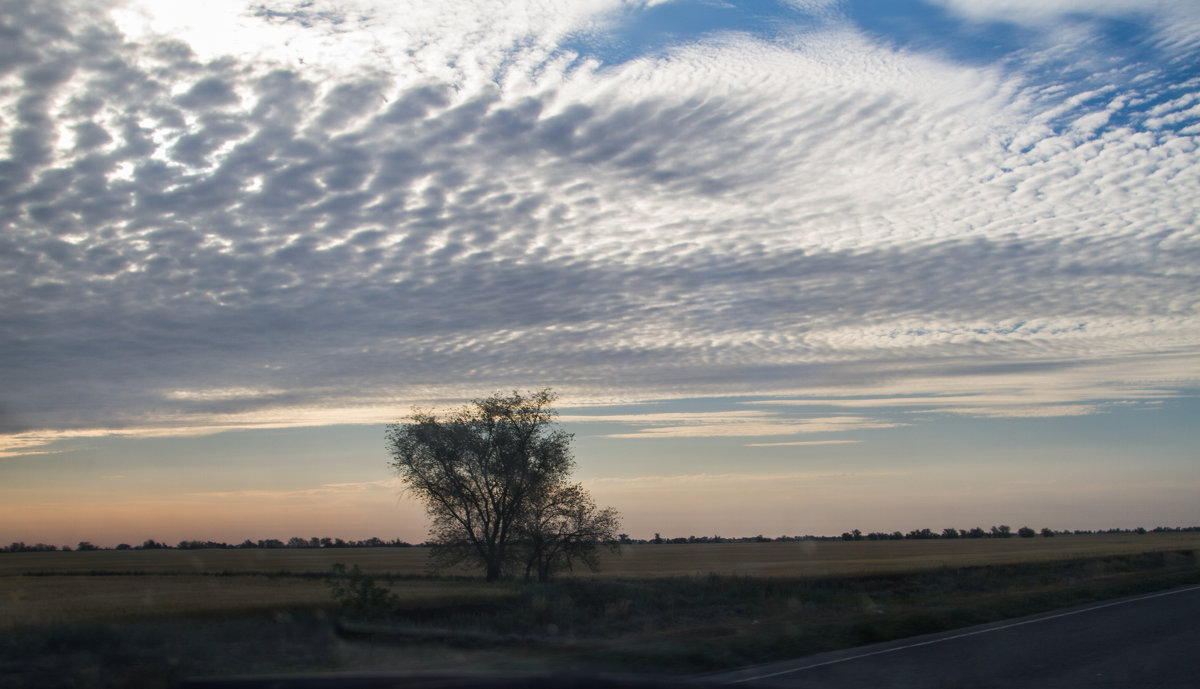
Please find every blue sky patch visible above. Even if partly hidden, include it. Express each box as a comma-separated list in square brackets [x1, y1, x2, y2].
[563, 0, 819, 67]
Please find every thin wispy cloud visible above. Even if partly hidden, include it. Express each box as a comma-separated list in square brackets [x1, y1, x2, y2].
[190, 479, 401, 501]
[584, 469, 903, 489]
[597, 415, 905, 439]
[746, 440, 861, 447]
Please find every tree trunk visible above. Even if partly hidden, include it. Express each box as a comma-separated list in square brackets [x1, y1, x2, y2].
[486, 542, 503, 581]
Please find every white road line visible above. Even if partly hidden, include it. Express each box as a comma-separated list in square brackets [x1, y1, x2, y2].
[728, 584, 1200, 684]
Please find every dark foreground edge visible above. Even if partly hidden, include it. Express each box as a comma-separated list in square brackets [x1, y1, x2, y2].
[180, 672, 722, 689]
[702, 583, 1200, 685]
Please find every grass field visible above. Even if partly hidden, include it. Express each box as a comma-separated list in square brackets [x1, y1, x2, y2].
[5, 532, 1195, 578]
[2, 533, 1198, 687]
[2, 533, 1197, 627]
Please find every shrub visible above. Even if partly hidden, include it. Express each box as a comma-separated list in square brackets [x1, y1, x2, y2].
[327, 563, 398, 617]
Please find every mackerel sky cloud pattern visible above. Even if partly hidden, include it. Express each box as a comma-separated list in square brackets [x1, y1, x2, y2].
[1, 0, 1198, 451]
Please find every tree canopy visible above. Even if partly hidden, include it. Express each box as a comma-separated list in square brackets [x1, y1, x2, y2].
[386, 389, 618, 581]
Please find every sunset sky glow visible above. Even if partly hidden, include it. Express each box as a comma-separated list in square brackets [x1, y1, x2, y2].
[2, 0, 1198, 547]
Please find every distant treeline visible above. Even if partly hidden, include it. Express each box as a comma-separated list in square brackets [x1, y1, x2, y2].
[837, 525, 1197, 541]
[631, 525, 1200, 544]
[4, 525, 1198, 553]
[2, 536, 415, 553]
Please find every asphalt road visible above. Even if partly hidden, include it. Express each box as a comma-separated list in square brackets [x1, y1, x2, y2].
[713, 585, 1200, 689]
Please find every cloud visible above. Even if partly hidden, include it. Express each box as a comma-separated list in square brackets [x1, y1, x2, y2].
[1, 1, 1198, 450]
[0, 433, 74, 459]
[913, 404, 1100, 418]
[190, 478, 402, 501]
[585, 469, 903, 489]
[746, 440, 861, 447]
[583, 412, 904, 439]
[744, 352, 1199, 413]
[0, 404, 401, 458]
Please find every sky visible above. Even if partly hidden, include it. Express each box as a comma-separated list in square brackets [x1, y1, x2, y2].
[1, 0, 1198, 547]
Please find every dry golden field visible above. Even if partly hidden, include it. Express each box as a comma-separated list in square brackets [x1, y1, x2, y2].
[0, 546, 431, 577]
[4, 532, 1197, 578]
[591, 532, 1200, 578]
[0, 575, 328, 628]
[2, 533, 1197, 629]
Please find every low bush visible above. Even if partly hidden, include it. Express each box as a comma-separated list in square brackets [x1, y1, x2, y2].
[326, 563, 398, 617]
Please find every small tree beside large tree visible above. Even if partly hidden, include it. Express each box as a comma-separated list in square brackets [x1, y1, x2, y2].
[386, 389, 619, 582]
[518, 481, 620, 582]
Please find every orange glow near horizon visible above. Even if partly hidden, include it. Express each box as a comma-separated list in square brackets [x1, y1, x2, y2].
[5, 466, 1198, 549]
